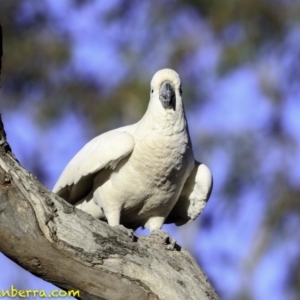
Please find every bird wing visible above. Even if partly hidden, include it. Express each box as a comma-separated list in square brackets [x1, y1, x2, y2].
[165, 161, 213, 226]
[52, 128, 135, 203]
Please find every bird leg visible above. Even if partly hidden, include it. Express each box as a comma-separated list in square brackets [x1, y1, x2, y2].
[145, 216, 176, 250]
[150, 229, 176, 250]
[105, 209, 121, 226]
[113, 225, 135, 241]
[105, 209, 135, 241]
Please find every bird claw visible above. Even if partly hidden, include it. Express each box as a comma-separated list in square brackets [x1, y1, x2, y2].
[151, 229, 176, 251]
[114, 224, 135, 242]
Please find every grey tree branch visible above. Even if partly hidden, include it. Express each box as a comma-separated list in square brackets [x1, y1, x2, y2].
[0, 118, 219, 300]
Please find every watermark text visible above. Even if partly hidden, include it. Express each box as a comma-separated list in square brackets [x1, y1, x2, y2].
[0, 285, 80, 298]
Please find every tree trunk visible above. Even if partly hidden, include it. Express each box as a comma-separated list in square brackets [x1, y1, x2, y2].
[0, 117, 219, 300]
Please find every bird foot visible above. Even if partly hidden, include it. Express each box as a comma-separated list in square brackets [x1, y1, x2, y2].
[151, 229, 176, 250]
[114, 224, 136, 242]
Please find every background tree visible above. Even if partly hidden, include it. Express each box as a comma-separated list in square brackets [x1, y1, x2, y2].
[1, 0, 300, 299]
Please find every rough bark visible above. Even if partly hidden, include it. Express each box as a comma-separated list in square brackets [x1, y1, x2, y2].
[0, 117, 219, 300]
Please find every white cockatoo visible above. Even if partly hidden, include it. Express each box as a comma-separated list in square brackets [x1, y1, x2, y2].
[53, 69, 212, 242]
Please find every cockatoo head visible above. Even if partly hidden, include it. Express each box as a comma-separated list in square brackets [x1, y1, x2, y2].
[150, 69, 182, 111]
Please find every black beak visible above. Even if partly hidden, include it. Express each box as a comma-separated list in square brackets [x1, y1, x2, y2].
[159, 81, 176, 110]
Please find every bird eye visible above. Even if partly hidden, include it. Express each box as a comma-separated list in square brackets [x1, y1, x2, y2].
[151, 89, 154, 94]
[179, 88, 183, 95]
